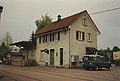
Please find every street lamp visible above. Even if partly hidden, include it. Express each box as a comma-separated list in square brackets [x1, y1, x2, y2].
[0, 6, 3, 21]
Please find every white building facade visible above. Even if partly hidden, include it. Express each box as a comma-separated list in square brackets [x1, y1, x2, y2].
[36, 10, 101, 68]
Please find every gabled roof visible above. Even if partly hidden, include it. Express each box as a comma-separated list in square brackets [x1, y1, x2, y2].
[10, 41, 35, 49]
[36, 10, 101, 35]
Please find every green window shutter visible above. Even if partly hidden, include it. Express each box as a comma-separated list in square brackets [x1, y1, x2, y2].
[58, 32, 60, 40]
[76, 31, 79, 40]
[50, 34, 52, 42]
[39, 36, 41, 43]
[82, 32, 85, 40]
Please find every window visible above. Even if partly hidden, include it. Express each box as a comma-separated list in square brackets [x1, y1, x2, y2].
[76, 31, 85, 41]
[88, 33, 91, 41]
[82, 18, 87, 26]
[39, 32, 60, 43]
[54, 32, 58, 41]
[50, 33, 54, 42]
[47, 34, 50, 42]
[43, 35, 47, 43]
[39, 36, 43, 43]
[40, 51, 44, 61]
[54, 32, 60, 41]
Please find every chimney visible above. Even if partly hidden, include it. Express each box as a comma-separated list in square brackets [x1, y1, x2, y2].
[57, 15, 61, 21]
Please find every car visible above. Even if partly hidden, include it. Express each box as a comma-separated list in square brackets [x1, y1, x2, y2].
[82, 55, 111, 70]
[0, 60, 2, 64]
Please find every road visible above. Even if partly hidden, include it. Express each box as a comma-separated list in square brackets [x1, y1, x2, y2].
[0, 65, 120, 81]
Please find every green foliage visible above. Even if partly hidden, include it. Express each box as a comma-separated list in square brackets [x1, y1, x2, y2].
[0, 32, 13, 47]
[0, 42, 10, 58]
[112, 46, 120, 52]
[29, 31, 36, 42]
[35, 14, 52, 32]
[98, 47, 112, 61]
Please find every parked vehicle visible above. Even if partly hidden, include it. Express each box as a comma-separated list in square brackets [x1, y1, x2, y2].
[0, 60, 2, 64]
[82, 55, 111, 70]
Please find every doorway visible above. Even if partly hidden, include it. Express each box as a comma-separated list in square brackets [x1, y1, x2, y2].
[60, 48, 63, 65]
[50, 49, 54, 65]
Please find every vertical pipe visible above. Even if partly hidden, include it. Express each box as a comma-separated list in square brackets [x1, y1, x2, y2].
[68, 26, 71, 68]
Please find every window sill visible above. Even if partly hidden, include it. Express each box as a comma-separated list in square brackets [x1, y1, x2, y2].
[77, 39, 84, 41]
[82, 24, 88, 26]
[87, 40, 92, 43]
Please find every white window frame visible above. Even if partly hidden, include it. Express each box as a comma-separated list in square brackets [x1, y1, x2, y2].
[82, 18, 87, 26]
[40, 36, 43, 43]
[47, 34, 50, 42]
[54, 32, 58, 41]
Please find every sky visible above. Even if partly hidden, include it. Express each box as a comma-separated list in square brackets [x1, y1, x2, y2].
[0, 0, 120, 49]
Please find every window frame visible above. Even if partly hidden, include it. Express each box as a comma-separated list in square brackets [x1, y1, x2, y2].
[82, 18, 87, 26]
[88, 33, 92, 42]
[76, 31, 85, 41]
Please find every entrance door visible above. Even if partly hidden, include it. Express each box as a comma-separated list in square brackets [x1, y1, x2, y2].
[60, 48, 63, 65]
[50, 49, 54, 65]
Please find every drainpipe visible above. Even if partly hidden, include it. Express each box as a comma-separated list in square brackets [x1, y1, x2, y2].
[68, 26, 71, 68]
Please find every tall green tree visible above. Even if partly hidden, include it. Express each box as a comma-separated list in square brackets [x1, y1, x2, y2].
[29, 31, 36, 43]
[0, 42, 10, 58]
[35, 14, 52, 32]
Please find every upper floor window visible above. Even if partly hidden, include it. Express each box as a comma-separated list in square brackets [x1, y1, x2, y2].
[76, 31, 85, 41]
[50, 33, 54, 42]
[47, 34, 50, 42]
[82, 18, 87, 26]
[39, 32, 60, 43]
[39, 36, 43, 43]
[54, 32, 60, 41]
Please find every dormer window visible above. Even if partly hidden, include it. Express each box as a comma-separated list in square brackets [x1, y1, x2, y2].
[82, 18, 87, 26]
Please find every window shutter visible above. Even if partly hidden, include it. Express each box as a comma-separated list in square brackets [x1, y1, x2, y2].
[50, 34, 52, 42]
[45, 35, 47, 42]
[39, 36, 41, 43]
[82, 32, 85, 40]
[53, 33, 54, 41]
[76, 31, 79, 40]
[58, 32, 60, 40]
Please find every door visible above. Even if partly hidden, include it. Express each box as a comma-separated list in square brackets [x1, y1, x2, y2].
[60, 48, 63, 65]
[50, 49, 54, 65]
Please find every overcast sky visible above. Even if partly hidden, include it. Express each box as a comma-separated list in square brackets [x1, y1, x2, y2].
[0, 0, 120, 49]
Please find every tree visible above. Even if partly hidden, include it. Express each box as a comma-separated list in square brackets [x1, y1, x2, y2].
[112, 46, 120, 52]
[35, 14, 52, 32]
[29, 31, 36, 43]
[0, 42, 10, 58]
[0, 32, 13, 47]
[98, 47, 112, 61]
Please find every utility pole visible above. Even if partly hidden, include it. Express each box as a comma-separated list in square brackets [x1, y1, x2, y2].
[0, 6, 3, 21]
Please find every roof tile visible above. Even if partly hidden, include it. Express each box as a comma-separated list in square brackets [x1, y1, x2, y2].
[36, 10, 86, 35]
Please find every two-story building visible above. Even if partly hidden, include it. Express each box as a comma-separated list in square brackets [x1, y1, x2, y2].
[35, 10, 101, 68]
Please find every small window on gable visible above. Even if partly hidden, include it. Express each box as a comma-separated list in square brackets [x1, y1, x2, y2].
[88, 33, 91, 42]
[82, 18, 87, 26]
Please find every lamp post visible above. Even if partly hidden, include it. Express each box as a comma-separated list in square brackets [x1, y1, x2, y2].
[0, 7, 4, 79]
[0, 6, 3, 21]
